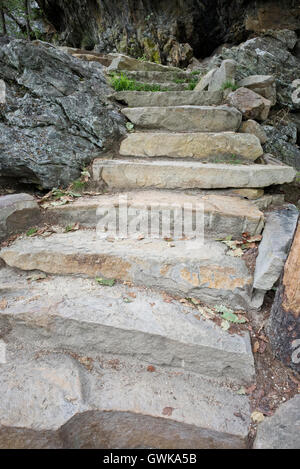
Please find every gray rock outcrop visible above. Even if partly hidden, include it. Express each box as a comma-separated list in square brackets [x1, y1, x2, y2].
[254, 395, 300, 449]
[253, 206, 299, 291]
[0, 38, 125, 189]
[262, 123, 300, 170]
[222, 35, 300, 110]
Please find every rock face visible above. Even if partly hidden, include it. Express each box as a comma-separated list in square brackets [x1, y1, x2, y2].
[267, 221, 300, 374]
[0, 38, 125, 189]
[0, 194, 41, 242]
[253, 206, 299, 291]
[262, 123, 300, 170]
[254, 395, 300, 449]
[0, 80, 5, 104]
[36, 0, 300, 65]
[227, 88, 271, 121]
[221, 35, 300, 110]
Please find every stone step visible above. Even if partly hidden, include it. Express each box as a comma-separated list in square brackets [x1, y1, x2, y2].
[115, 70, 192, 83]
[0, 268, 254, 384]
[0, 231, 256, 310]
[132, 81, 190, 91]
[112, 90, 224, 107]
[0, 350, 251, 448]
[121, 106, 242, 132]
[107, 53, 181, 73]
[119, 132, 262, 160]
[44, 191, 264, 239]
[92, 159, 296, 190]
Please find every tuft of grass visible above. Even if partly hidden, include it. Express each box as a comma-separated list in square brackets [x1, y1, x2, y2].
[221, 80, 239, 91]
[187, 81, 197, 90]
[109, 73, 162, 92]
[71, 179, 86, 191]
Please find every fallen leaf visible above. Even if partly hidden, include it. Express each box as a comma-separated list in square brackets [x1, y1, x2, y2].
[258, 341, 267, 354]
[191, 298, 201, 305]
[27, 272, 47, 282]
[128, 292, 136, 299]
[247, 235, 262, 243]
[253, 341, 260, 353]
[147, 365, 156, 372]
[65, 223, 79, 233]
[123, 297, 133, 303]
[251, 411, 265, 423]
[0, 299, 7, 310]
[237, 387, 246, 395]
[198, 306, 215, 320]
[162, 407, 174, 416]
[228, 248, 244, 257]
[221, 320, 230, 331]
[26, 228, 38, 237]
[245, 383, 257, 395]
[95, 277, 115, 287]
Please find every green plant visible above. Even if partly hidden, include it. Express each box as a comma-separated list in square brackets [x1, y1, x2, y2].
[221, 80, 239, 91]
[137, 54, 147, 62]
[187, 81, 197, 90]
[173, 78, 186, 84]
[71, 179, 86, 191]
[109, 73, 162, 92]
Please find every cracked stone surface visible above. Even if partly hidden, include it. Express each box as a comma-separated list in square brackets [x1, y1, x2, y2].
[0, 267, 255, 384]
[0, 38, 125, 189]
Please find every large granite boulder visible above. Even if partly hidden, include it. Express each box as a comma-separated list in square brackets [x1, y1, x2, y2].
[0, 38, 125, 189]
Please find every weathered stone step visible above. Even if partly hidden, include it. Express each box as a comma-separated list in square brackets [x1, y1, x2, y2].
[115, 70, 191, 83]
[0, 350, 251, 448]
[92, 159, 295, 190]
[113, 90, 224, 107]
[0, 268, 254, 383]
[121, 106, 242, 132]
[0, 231, 255, 310]
[44, 191, 264, 239]
[119, 132, 262, 160]
[132, 81, 191, 91]
[107, 53, 181, 73]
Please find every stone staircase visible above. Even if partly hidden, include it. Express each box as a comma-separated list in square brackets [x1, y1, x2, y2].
[0, 61, 297, 448]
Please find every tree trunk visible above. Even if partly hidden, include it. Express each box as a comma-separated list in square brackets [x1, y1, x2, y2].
[24, 0, 31, 40]
[0, 3, 7, 36]
[268, 219, 300, 373]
